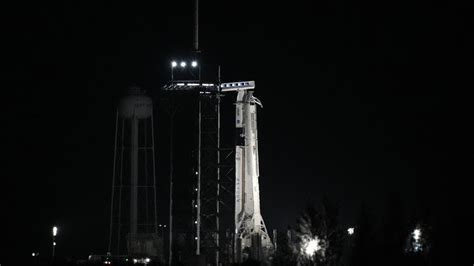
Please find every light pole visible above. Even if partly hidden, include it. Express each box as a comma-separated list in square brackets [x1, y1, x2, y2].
[168, 106, 177, 266]
[32, 252, 39, 265]
[171, 61, 177, 81]
[52, 226, 58, 263]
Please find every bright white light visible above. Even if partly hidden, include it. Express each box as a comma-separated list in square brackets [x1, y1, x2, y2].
[194, 221, 198, 224]
[32, 253, 36, 257]
[347, 227, 355, 235]
[53, 226, 58, 236]
[195, 237, 198, 240]
[409, 227, 424, 252]
[413, 228, 421, 241]
[191, 61, 198, 67]
[53, 242, 56, 246]
[180, 61, 186, 68]
[303, 237, 321, 256]
[171, 61, 177, 68]
[133, 258, 138, 264]
[145, 258, 151, 263]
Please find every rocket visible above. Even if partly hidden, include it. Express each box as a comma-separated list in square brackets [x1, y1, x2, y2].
[221, 81, 273, 262]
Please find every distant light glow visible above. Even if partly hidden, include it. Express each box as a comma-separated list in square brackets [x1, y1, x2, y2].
[191, 61, 198, 67]
[303, 237, 321, 256]
[53, 242, 56, 246]
[413, 228, 421, 241]
[53, 226, 58, 236]
[408, 226, 424, 253]
[133, 258, 138, 264]
[171, 61, 177, 68]
[32, 253, 36, 257]
[180, 61, 186, 68]
[347, 227, 355, 235]
[145, 258, 151, 263]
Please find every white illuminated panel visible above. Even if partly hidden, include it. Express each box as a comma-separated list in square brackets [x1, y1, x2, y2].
[220, 81, 255, 91]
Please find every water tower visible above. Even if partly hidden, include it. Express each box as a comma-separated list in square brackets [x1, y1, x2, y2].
[107, 86, 162, 259]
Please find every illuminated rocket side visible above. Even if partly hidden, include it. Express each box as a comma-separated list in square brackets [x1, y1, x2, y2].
[222, 81, 273, 262]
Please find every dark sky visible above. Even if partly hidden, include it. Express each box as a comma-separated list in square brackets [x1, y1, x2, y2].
[1, 0, 472, 263]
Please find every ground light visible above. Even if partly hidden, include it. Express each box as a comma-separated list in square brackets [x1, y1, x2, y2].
[52, 226, 58, 262]
[347, 227, 355, 235]
[303, 237, 322, 256]
[411, 227, 423, 252]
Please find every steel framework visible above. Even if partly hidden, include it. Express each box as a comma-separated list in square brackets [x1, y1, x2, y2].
[161, 81, 235, 265]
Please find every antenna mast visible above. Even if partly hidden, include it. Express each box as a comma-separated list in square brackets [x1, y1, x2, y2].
[193, 0, 199, 52]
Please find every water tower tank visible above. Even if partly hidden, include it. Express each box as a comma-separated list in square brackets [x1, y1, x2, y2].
[108, 86, 161, 258]
[119, 86, 153, 119]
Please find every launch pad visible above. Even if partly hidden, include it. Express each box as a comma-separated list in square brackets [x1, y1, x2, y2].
[160, 76, 274, 264]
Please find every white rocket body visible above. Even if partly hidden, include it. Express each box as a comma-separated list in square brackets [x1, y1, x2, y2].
[234, 90, 273, 261]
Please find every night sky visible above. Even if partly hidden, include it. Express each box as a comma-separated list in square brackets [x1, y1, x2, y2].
[1, 0, 472, 263]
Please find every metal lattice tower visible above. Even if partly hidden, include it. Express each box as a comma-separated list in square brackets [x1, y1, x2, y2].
[161, 80, 235, 265]
[158, 0, 250, 263]
[197, 91, 220, 262]
[198, 91, 235, 265]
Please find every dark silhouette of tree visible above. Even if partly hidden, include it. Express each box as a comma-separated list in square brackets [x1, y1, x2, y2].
[321, 197, 344, 266]
[241, 258, 261, 266]
[379, 193, 408, 266]
[349, 203, 377, 266]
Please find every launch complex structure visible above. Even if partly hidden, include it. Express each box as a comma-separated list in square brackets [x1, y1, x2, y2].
[107, 0, 274, 265]
[160, 77, 274, 264]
